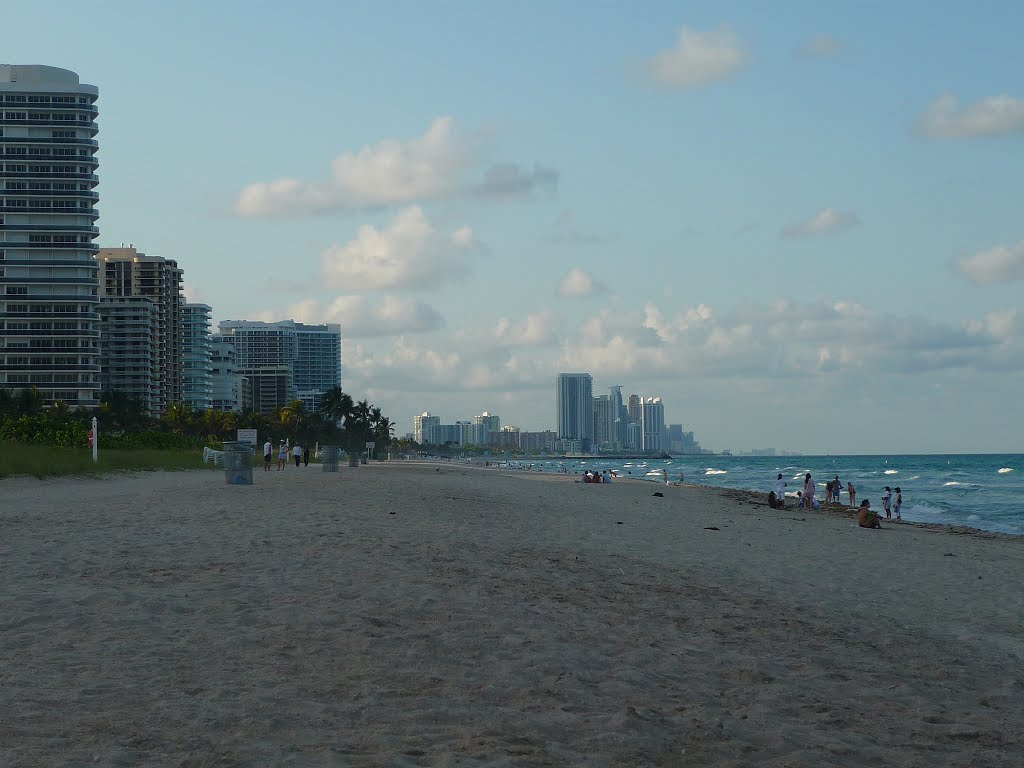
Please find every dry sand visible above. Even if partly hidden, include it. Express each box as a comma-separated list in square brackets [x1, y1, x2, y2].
[2, 461, 1023, 767]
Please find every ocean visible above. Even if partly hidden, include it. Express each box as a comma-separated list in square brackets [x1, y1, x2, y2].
[524, 454, 1023, 535]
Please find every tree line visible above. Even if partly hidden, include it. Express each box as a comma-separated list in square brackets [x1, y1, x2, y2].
[0, 385, 397, 457]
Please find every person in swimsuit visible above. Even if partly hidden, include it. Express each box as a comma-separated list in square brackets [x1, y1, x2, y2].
[803, 473, 815, 510]
[857, 499, 882, 529]
[894, 487, 902, 522]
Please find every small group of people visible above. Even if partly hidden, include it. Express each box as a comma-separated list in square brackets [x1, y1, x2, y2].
[823, 475, 855, 505]
[262, 439, 311, 471]
[582, 469, 613, 483]
[853, 485, 903, 528]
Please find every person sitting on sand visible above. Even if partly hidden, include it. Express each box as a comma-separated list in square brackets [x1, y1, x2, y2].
[857, 499, 882, 529]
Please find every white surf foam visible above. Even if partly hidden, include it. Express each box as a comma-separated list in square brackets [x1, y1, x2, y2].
[884, 469, 899, 475]
[998, 467, 1014, 474]
[705, 469, 728, 475]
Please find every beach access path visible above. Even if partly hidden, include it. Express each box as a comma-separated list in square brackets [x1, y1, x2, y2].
[2, 462, 1022, 767]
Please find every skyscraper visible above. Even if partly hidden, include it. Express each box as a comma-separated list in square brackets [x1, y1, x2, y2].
[97, 246, 183, 416]
[556, 372, 593, 452]
[1, 65, 101, 407]
[294, 322, 342, 414]
[639, 396, 665, 453]
[181, 303, 212, 411]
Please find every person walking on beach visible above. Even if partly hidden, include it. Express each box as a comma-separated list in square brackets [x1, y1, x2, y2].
[277, 441, 288, 470]
[263, 439, 273, 471]
[894, 487, 902, 522]
[303, 444, 310, 467]
[293, 442, 303, 468]
[882, 486, 893, 519]
[775, 473, 787, 509]
[662, 468, 669, 485]
[832, 475, 843, 504]
[847, 481, 856, 507]
[803, 473, 815, 510]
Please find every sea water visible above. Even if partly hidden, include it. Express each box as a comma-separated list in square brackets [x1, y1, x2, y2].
[529, 454, 1023, 535]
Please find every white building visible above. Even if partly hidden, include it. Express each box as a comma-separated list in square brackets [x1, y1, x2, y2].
[414, 412, 441, 445]
[1, 65, 102, 407]
[639, 396, 666, 453]
[473, 411, 500, 445]
[556, 372, 594, 452]
[209, 333, 243, 412]
[217, 319, 341, 415]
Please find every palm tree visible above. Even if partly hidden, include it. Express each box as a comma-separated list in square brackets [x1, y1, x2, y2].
[278, 399, 306, 434]
[373, 415, 396, 459]
[319, 386, 354, 428]
[162, 401, 195, 433]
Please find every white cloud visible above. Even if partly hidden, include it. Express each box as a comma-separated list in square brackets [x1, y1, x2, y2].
[234, 118, 558, 216]
[644, 26, 747, 88]
[956, 241, 1024, 285]
[916, 94, 1024, 140]
[781, 208, 861, 238]
[286, 295, 444, 337]
[321, 206, 481, 291]
[558, 267, 605, 297]
[798, 35, 843, 57]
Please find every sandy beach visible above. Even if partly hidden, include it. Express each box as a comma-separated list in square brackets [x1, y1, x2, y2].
[2, 461, 1023, 767]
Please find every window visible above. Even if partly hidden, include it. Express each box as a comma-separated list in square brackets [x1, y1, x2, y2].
[28, 95, 51, 103]
[4, 112, 27, 120]
[6, 164, 27, 172]
[5, 182, 27, 190]
[5, 147, 27, 156]
[51, 130, 75, 138]
[6, 287, 28, 295]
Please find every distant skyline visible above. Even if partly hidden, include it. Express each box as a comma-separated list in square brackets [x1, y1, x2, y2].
[7, 1, 1023, 454]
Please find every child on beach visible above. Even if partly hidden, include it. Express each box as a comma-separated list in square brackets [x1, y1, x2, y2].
[894, 487, 902, 522]
[882, 486, 892, 519]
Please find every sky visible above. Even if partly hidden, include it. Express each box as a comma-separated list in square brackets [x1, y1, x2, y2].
[8, 0, 1024, 454]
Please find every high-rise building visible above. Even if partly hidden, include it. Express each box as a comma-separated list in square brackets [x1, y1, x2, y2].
[181, 303, 212, 411]
[473, 410, 500, 445]
[97, 296, 158, 412]
[217, 319, 340, 415]
[1, 65, 101, 407]
[209, 333, 243, 412]
[639, 396, 665, 453]
[413, 412, 440, 444]
[97, 246, 183, 417]
[609, 385, 626, 450]
[294, 322, 341, 413]
[556, 372, 593, 452]
[592, 394, 612, 450]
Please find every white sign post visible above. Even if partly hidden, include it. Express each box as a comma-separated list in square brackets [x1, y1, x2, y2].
[91, 416, 98, 463]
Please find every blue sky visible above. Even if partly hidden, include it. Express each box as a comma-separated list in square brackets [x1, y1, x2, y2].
[9, 0, 1024, 453]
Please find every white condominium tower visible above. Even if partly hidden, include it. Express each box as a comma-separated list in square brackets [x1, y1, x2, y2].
[1, 65, 101, 407]
[639, 396, 665, 453]
[218, 319, 341, 415]
[556, 372, 594, 452]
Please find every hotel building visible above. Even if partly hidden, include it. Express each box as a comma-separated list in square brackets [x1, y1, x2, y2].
[1, 65, 101, 407]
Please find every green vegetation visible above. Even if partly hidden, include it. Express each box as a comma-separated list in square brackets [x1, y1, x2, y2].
[0, 385, 400, 478]
[0, 443, 215, 479]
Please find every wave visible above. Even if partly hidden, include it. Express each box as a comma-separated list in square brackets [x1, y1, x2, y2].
[998, 467, 1014, 474]
[705, 469, 728, 475]
[943, 481, 971, 487]
[884, 469, 899, 475]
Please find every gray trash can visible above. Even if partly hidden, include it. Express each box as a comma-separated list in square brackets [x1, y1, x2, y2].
[223, 443, 254, 485]
[321, 445, 340, 473]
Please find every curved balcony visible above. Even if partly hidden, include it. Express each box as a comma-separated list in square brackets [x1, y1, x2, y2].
[1, 189, 100, 199]
[0, 137, 99, 148]
[0, 224, 100, 235]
